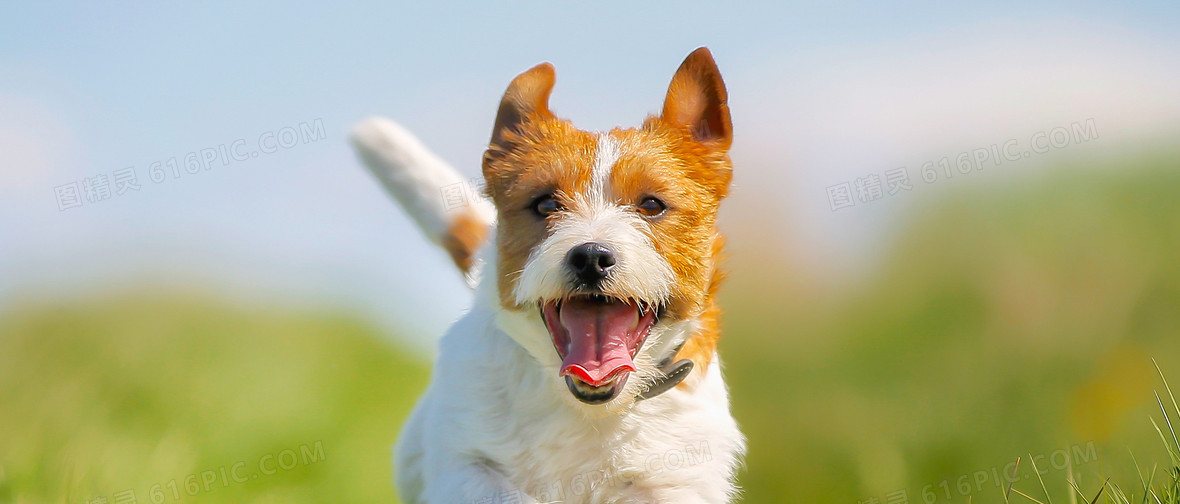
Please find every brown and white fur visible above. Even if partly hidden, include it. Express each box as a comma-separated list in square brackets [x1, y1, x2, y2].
[350, 48, 744, 504]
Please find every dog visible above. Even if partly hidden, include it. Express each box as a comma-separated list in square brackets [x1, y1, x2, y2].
[350, 47, 745, 504]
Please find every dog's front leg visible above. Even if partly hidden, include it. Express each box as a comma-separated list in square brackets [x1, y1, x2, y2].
[419, 463, 539, 504]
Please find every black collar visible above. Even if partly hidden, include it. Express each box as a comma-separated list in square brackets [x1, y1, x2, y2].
[636, 341, 695, 401]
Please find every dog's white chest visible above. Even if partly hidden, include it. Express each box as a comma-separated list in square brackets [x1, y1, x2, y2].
[496, 406, 734, 504]
[398, 305, 743, 504]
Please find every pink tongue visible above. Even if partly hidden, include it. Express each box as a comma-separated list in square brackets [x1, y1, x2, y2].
[558, 298, 640, 386]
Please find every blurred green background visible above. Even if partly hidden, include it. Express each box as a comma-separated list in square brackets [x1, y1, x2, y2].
[4, 147, 1179, 503]
[4, 3, 1180, 503]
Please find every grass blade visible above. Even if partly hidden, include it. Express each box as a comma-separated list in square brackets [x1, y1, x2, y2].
[1068, 450, 1079, 504]
[1151, 418, 1180, 468]
[1152, 359, 1180, 422]
[1087, 478, 1110, 504]
[1029, 452, 1054, 504]
[1013, 487, 1048, 504]
[1006, 457, 1023, 503]
[1156, 393, 1180, 460]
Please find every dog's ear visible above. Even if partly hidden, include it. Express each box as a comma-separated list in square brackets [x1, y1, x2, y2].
[660, 47, 732, 151]
[489, 62, 556, 151]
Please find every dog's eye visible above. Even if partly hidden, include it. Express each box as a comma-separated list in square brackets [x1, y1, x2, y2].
[636, 197, 666, 217]
[532, 194, 562, 216]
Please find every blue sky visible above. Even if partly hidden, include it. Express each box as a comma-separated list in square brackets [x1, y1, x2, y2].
[2, 2, 1178, 352]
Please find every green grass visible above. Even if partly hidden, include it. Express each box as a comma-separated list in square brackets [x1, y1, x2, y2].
[992, 361, 1180, 504]
[0, 290, 427, 503]
[1, 149, 1179, 503]
[718, 150, 1180, 502]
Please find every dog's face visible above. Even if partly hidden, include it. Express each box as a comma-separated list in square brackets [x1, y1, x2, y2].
[482, 48, 732, 405]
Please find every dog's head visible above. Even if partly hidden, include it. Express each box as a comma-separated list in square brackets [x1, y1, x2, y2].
[482, 48, 732, 406]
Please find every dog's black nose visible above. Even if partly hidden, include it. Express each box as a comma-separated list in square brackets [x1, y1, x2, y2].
[566, 242, 616, 284]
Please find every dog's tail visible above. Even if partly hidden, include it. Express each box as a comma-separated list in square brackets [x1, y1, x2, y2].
[349, 117, 494, 287]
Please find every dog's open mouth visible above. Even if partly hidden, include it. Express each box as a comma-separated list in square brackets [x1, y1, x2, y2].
[541, 294, 658, 404]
